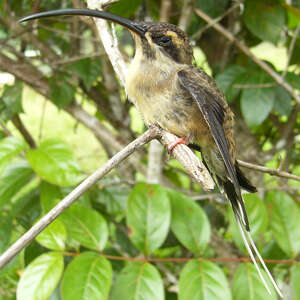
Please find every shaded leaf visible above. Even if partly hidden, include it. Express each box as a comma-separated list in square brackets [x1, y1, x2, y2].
[273, 86, 292, 116]
[40, 181, 62, 213]
[17, 252, 64, 300]
[67, 58, 102, 90]
[244, 0, 285, 43]
[179, 260, 231, 300]
[215, 65, 245, 101]
[169, 190, 210, 254]
[27, 139, 83, 187]
[266, 191, 300, 257]
[110, 262, 164, 300]
[108, 0, 142, 18]
[61, 252, 112, 300]
[232, 263, 277, 300]
[197, 0, 230, 18]
[1, 81, 23, 114]
[60, 205, 108, 251]
[0, 160, 34, 209]
[127, 183, 171, 255]
[0, 136, 27, 165]
[49, 74, 75, 108]
[0, 213, 12, 252]
[36, 219, 66, 250]
[228, 194, 268, 252]
[240, 77, 275, 126]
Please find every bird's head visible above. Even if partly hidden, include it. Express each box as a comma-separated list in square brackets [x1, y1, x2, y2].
[19, 8, 193, 65]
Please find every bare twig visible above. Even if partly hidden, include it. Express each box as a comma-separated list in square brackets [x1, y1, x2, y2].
[178, 0, 195, 31]
[233, 83, 276, 89]
[11, 115, 36, 148]
[0, 128, 160, 270]
[191, 2, 240, 40]
[159, 0, 172, 22]
[282, 23, 300, 79]
[238, 160, 300, 182]
[194, 8, 300, 104]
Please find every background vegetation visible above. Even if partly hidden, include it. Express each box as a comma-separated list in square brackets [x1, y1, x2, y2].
[1, 0, 300, 299]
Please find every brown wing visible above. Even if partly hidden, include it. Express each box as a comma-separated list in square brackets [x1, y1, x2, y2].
[178, 67, 249, 230]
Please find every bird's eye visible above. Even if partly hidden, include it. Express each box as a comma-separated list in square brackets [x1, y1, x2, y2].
[156, 36, 172, 46]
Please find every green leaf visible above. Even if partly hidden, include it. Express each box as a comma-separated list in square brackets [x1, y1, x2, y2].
[286, 72, 300, 89]
[36, 219, 66, 250]
[266, 191, 300, 257]
[178, 260, 231, 300]
[49, 74, 75, 108]
[197, 0, 229, 18]
[127, 183, 171, 255]
[228, 194, 268, 252]
[60, 204, 108, 251]
[0, 136, 27, 165]
[108, 0, 142, 18]
[232, 263, 277, 300]
[0, 160, 34, 209]
[40, 181, 62, 213]
[240, 80, 275, 126]
[273, 86, 292, 116]
[243, 0, 285, 44]
[291, 264, 300, 299]
[61, 252, 112, 300]
[110, 262, 164, 300]
[67, 58, 102, 90]
[0, 213, 12, 252]
[169, 190, 210, 254]
[17, 252, 64, 300]
[27, 139, 83, 187]
[215, 65, 245, 101]
[1, 81, 23, 114]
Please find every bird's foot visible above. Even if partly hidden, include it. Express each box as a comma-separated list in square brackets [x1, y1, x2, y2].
[167, 137, 188, 153]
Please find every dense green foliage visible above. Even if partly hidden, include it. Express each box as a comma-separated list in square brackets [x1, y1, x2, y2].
[1, 0, 300, 299]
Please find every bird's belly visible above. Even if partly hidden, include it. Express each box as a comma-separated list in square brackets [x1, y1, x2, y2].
[127, 81, 212, 146]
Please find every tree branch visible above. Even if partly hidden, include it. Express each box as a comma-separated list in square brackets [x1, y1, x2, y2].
[0, 128, 160, 270]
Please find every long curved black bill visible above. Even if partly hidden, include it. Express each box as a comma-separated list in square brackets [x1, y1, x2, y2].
[18, 8, 145, 36]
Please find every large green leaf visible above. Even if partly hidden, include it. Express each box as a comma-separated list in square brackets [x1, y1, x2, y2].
[243, 0, 285, 44]
[0, 160, 34, 209]
[228, 194, 268, 252]
[266, 191, 300, 257]
[127, 183, 171, 255]
[108, 0, 142, 18]
[36, 219, 66, 251]
[291, 264, 300, 299]
[197, 0, 229, 18]
[27, 139, 83, 187]
[232, 263, 277, 300]
[178, 260, 231, 300]
[110, 262, 164, 300]
[49, 74, 75, 108]
[61, 252, 112, 300]
[169, 190, 210, 254]
[67, 58, 102, 90]
[0, 136, 27, 165]
[240, 77, 275, 126]
[60, 204, 108, 251]
[17, 252, 64, 300]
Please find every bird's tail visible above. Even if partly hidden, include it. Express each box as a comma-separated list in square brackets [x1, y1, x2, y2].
[224, 179, 283, 298]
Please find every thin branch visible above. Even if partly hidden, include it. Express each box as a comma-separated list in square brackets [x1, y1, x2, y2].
[98, 253, 298, 265]
[233, 83, 277, 89]
[238, 160, 300, 182]
[0, 128, 160, 270]
[11, 115, 36, 148]
[159, 0, 172, 22]
[194, 8, 300, 105]
[191, 2, 240, 40]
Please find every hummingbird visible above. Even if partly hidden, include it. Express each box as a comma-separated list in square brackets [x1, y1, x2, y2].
[19, 8, 282, 297]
